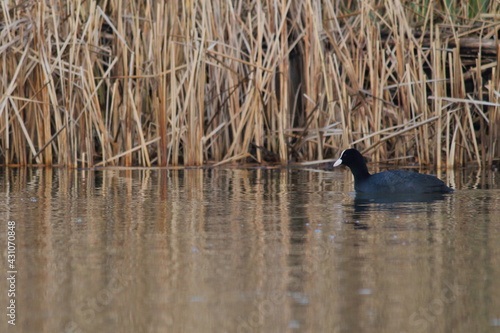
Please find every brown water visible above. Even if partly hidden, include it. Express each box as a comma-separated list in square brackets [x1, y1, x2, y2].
[1, 167, 500, 333]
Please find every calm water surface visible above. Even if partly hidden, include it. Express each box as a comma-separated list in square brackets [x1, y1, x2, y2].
[1, 167, 499, 333]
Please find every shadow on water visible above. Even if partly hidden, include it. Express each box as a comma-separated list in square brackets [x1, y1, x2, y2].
[343, 192, 453, 229]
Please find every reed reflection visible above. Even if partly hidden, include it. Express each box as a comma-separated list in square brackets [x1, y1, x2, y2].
[0, 167, 498, 333]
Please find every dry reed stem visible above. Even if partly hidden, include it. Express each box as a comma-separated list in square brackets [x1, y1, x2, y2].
[0, 0, 498, 167]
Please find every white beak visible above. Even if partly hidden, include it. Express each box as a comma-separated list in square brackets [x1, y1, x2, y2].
[333, 158, 342, 167]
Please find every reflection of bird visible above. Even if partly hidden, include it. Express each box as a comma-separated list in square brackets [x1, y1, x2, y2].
[334, 149, 454, 194]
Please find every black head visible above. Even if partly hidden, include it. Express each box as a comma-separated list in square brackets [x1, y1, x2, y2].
[334, 149, 370, 178]
[334, 149, 365, 167]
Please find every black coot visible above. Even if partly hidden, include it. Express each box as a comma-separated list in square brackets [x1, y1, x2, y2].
[334, 149, 454, 193]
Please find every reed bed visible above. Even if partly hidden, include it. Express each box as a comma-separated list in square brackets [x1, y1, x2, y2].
[1, 0, 499, 167]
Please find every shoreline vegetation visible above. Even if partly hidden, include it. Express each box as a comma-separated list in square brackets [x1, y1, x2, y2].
[1, 0, 499, 168]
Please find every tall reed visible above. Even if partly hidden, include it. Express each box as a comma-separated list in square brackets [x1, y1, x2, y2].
[1, 0, 499, 167]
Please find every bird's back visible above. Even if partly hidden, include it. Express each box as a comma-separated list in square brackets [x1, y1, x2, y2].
[355, 170, 453, 194]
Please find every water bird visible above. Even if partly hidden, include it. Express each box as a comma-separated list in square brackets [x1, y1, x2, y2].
[334, 149, 454, 194]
